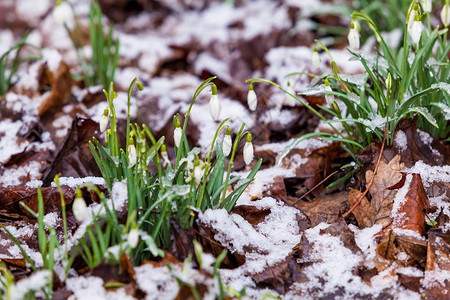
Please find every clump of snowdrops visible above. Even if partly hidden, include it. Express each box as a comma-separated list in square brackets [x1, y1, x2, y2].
[248, 0, 450, 186]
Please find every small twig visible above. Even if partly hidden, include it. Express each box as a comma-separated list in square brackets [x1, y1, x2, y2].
[291, 170, 339, 206]
[343, 128, 387, 218]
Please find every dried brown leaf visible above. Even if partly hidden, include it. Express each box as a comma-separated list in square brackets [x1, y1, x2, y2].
[348, 189, 374, 228]
[392, 173, 430, 235]
[292, 191, 348, 227]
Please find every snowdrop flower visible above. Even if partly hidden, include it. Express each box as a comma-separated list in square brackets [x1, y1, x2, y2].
[209, 84, 221, 121]
[409, 14, 423, 45]
[312, 47, 320, 70]
[348, 21, 360, 50]
[193, 158, 203, 185]
[100, 107, 109, 133]
[161, 144, 171, 166]
[128, 225, 139, 249]
[385, 73, 392, 94]
[174, 120, 182, 148]
[420, 0, 432, 13]
[128, 138, 137, 168]
[247, 84, 257, 111]
[222, 127, 232, 157]
[73, 189, 87, 222]
[407, 5, 417, 32]
[285, 82, 296, 107]
[243, 133, 253, 165]
[441, 4, 450, 26]
[324, 79, 335, 107]
[53, 0, 70, 26]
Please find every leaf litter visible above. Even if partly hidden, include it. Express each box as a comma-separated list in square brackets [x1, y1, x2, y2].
[0, 0, 449, 299]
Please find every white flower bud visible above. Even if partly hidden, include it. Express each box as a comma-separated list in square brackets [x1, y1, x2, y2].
[194, 163, 203, 185]
[348, 22, 360, 50]
[53, 1, 71, 26]
[209, 84, 221, 121]
[73, 190, 87, 222]
[100, 108, 109, 133]
[247, 84, 257, 111]
[420, 0, 432, 13]
[174, 126, 182, 148]
[285, 82, 296, 107]
[222, 128, 232, 157]
[128, 141, 137, 168]
[441, 4, 450, 26]
[312, 47, 320, 70]
[243, 134, 253, 165]
[409, 19, 423, 45]
[385, 73, 392, 94]
[324, 80, 335, 107]
[128, 227, 139, 249]
[161, 145, 171, 166]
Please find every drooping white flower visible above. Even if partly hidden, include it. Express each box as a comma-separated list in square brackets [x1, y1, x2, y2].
[407, 7, 417, 32]
[73, 190, 87, 222]
[247, 84, 257, 111]
[161, 144, 171, 166]
[285, 82, 296, 107]
[100, 107, 109, 133]
[441, 4, 450, 26]
[420, 0, 432, 13]
[243, 134, 253, 165]
[128, 139, 137, 168]
[53, 0, 71, 26]
[222, 128, 232, 157]
[193, 161, 203, 185]
[409, 17, 423, 45]
[174, 120, 182, 148]
[348, 21, 360, 50]
[128, 226, 139, 249]
[324, 79, 335, 107]
[312, 47, 320, 70]
[209, 84, 221, 121]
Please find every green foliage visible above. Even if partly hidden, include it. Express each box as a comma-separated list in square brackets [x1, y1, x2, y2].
[354, 0, 411, 33]
[0, 33, 40, 96]
[64, 1, 119, 88]
[90, 77, 261, 263]
[249, 4, 449, 186]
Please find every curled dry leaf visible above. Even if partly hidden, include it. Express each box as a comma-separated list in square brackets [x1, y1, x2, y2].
[391, 173, 430, 235]
[349, 155, 404, 228]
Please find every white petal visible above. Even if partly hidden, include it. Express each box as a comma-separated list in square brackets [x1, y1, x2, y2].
[194, 165, 203, 185]
[285, 85, 296, 107]
[222, 134, 232, 157]
[247, 90, 257, 111]
[72, 196, 87, 222]
[348, 28, 360, 50]
[441, 5, 450, 26]
[410, 21, 423, 45]
[161, 151, 170, 166]
[209, 94, 221, 121]
[408, 10, 416, 31]
[421, 0, 432, 13]
[243, 141, 254, 165]
[324, 85, 335, 107]
[100, 115, 108, 132]
[174, 127, 182, 148]
[128, 145, 137, 168]
[312, 51, 320, 70]
[128, 228, 139, 249]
